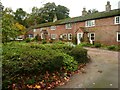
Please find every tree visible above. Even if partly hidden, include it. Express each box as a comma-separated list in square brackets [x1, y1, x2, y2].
[2, 8, 19, 43]
[40, 2, 70, 22]
[14, 8, 27, 26]
[25, 2, 70, 27]
[56, 5, 69, 20]
[87, 9, 98, 14]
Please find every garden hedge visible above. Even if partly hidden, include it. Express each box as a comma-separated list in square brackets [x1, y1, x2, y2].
[2, 42, 89, 89]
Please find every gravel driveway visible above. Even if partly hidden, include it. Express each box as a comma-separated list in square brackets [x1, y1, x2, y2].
[57, 47, 118, 88]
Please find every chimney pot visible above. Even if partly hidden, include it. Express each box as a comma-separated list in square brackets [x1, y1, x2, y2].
[106, 1, 111, 12]
[82, 8, 87, 16]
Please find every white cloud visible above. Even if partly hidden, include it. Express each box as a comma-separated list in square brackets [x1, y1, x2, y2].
[1, 0, 120, 17]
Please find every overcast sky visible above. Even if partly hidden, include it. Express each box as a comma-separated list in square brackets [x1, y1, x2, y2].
[1, 0, 120, 17]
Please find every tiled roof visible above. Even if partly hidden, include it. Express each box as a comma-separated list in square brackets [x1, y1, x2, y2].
[29, 9, 120, 29]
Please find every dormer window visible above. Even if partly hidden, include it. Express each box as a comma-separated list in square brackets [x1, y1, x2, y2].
[85, 20, 95, 27]
[65, 23, 72, 29]
[50, 26, 56, 30]
[115, 16, 120, 24]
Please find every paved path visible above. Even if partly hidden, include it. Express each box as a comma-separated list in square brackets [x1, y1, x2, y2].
[57, 48, 118, 88]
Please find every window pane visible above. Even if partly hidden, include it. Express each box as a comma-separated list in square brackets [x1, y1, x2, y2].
[91, 34, 94, 36]
[86, 20, 95, 27]
[115, 16, 120, 24]
[91, 37, 94, 40]
[66, 23, 72, 29]
[50, 26, 56, 30]
[118, 34, 120, 40]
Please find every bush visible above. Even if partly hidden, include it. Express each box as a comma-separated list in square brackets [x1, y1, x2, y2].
[25, 38, 31, 43]
[94, 43, 101, 48]
[42, 39, 47, 44]
[79, 42, 92, 47]
[107, 45, 116, 50]
[62, 53, 78, 71]
[69, 46, 89, 63]
[2, 43, 80, 89]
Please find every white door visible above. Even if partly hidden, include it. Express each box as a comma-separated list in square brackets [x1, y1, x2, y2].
[77, 33, 83, 45]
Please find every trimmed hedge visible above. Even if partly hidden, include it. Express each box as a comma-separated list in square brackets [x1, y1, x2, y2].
[2, 42, 89, 89]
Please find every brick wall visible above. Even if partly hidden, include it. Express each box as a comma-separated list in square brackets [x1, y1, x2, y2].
[27, 16, 120, 45]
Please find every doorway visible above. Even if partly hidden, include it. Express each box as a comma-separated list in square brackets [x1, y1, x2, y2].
[77, 33, 83, 45]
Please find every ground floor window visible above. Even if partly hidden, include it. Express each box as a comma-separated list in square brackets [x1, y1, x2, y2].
[90, 33, 95, 41]
[117, 32, 120, 42]
[51, 34, 56, 39]
[28, 34, 33, 38]
[41, 33, 45, 39]
[68, 33, 72, 40]
[62, 34, 67, 40]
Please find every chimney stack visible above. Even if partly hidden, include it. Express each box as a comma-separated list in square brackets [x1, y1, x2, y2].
[106, 1, 111, 12]
[82, 8, 87, 16]
[118, 1, 120, 9]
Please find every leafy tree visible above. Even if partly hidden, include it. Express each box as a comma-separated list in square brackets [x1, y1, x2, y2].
[2, 8, 19, 43]
[25, 2, 70, 27]
[15, 23, 26, 35]
[14, 8, 27, 26]
[56, 5, 69, 20]
[88, 9, 98, 14]
[25, 7, 43, 27]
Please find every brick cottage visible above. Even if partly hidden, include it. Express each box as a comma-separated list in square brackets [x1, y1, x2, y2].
[26, 1, 120, 45]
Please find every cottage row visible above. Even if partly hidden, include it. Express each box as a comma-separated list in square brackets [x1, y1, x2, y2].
[24, 1, 120, 45]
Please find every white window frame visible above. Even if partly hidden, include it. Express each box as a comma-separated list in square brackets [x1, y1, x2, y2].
[68, 33, 72, 40]
[114, 16, 120, 24]
[89, 33, 95, 41]
[65, 23, 72, 29]
[62, 34, 67, 40]
[28, 34, 33, 38]
[117, 32, 120, 42]
[85, 20, 95, 27]
[50, 26, 56, 30]
[33, 29, 36, 32]
[41, 33, 44, 39]
[51, 34, 56, 39]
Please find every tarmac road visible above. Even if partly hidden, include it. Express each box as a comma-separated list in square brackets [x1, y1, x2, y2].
[57, 47, 119, 89]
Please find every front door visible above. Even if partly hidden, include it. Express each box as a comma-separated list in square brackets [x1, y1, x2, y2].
[77, 33, 83, 45]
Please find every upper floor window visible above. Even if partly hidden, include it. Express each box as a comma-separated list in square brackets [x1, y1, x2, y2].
[85, 20, 95, 27]
[50, 26, 56, 30]
[115, 16, 120, 24]
[65, 23, 72, 29]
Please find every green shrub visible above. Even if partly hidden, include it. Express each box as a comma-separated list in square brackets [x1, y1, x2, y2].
[25, 38, 31, 43]
[116, 45, 120, 51]
[79, 42, 92, 47]
[2, 43, 79, 89]
[54, 41, 65, 44]
[62, 53, 78, 71]
[107, 45, 116, 50]
[94, 43, 101, 48]
[42, 39, 47, 44]
[69, 46, 89, 63]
